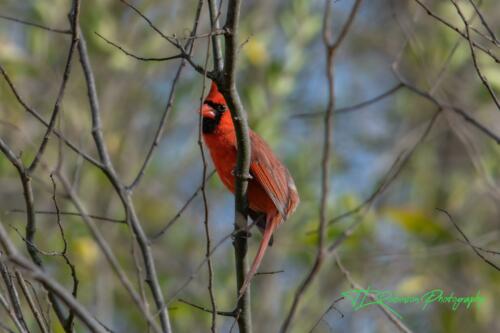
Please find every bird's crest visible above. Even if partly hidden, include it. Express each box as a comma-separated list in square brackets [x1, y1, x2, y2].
[205, 81, 226, 105]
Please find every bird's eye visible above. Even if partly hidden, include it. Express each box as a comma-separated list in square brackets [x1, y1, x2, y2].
[215, 104, 226, 113]
[205, 101, 225, 114]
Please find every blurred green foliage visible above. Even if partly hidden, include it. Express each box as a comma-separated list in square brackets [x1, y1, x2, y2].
[0, 0, 499, 332]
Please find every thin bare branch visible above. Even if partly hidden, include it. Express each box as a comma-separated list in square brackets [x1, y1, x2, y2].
[117, 0, 213, 78]
[308, 297, 344, 333]
[466, 0, 498, 43]
[0, 64, 102, 168]
[28, 1, 81, 172]
[327, 110, 440, 253]
[49, 174, 79, 332]
[9, 209, 125, 224]
[95, 33, 184, 62]
[165, 220, 258, 306]
[150, 171, 215, 240]
[449, 0, 499, 110]
[329, 0, 363, 50]
[124, 0, 206, 192]
[292, 83, 404, 118]
[0, 137, 71, 329]
[178, 299, 235, 317]
[437, 209, 500, 271]
[55, 173, 162, 333]
[0, 287, 26, 333]
[393, 71, 500, 144]
[0, 235, 106, 333]
[0, 261, 29, 332]
[15, 271, 49, 333]
[207, 0, 224, 72]
[412, 0, 499, 63]
[0, 14, 71, 34]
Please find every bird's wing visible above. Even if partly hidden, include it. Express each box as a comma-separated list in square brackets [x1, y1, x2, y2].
[249, 131, 289, 217]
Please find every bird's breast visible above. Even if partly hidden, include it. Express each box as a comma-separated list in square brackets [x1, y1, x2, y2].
[203, 132, 237, 193]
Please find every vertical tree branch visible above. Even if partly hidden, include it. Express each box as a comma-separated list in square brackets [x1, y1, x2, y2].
[281, 0, 362, 331]
[208, 0, 224, 72]
[212, 0, 253, 331]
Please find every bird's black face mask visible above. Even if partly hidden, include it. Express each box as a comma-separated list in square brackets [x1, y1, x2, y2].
[202, 101, 226, 134]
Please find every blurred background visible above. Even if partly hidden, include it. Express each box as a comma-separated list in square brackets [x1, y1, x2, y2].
[0, 0, 499, 332]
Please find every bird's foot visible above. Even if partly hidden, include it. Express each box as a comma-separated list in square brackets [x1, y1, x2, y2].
[232, 229, 252, 242]
[231, 168, 253, 181]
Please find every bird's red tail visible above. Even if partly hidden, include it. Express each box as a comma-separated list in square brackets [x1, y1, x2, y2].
[239, 215, 278, 296]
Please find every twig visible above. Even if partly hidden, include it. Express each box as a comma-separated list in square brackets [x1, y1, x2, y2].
[0, 65, 101, 169]
[466, 0, 498, 44]
[15, 271, 49, 333]
[437, 209, 499, 271]
[308, 297, 344, 333]
[327, 110, 440, 253]
[412, 0, 499, 63]
[149, 171, 215, 240]
[255, 270, 284, 276]
[393, 72, 500, 144]
[0, 14, 71, 34]
[207, 0, 224, 72]
[127, 62, 185, 188]
[8, 209, 125, 224]
[321, 111, 441, 229]
[128, 0, 204, 190]
[0, 221, 107, 333]
[95, 33, 184, 62]
[50, 174, 79, 332]
[55, 173, 162, 333]
[0, 260, 29, 332]
[292, 83, 404, 118]
[165, 220, 257, 306]
[117, 0, 175, 44]
[0, 138, 70, 328]
[449, 0, 499, 111]
[178, 298, 235, 317]
[0, 288, 26, 333]
[117, 0, 211, 78]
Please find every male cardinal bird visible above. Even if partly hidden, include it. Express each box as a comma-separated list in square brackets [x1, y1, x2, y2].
[200, 82, 299, 294]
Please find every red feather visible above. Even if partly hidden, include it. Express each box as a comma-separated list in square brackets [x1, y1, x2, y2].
[201, 82, 299, 294]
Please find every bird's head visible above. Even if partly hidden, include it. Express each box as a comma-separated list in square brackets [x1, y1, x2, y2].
[201, 82, 230, 134]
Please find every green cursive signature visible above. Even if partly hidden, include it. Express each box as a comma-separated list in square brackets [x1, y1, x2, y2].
[341, 286, 484, 318]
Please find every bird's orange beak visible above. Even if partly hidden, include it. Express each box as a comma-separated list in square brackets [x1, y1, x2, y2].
[200, 103, 216, 119]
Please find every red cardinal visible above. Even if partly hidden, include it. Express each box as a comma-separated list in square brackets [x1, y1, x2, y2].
[200, 82, 299, 294]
